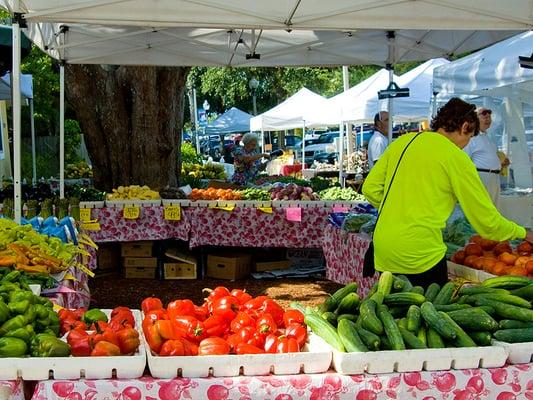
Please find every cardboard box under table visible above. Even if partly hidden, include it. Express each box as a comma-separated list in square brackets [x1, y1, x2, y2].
[121, 241, 153, 257]
[123, 257, 158, 279]
[163, 249, 197, 279]
[207, 253, 251, 280]
[254, 260, 292, 272]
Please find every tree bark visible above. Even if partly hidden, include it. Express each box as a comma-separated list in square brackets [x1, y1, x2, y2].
[65, 65, 189, 191]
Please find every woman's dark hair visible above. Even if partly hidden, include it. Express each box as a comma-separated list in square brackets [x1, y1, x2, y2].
[431, 98, 480, 135]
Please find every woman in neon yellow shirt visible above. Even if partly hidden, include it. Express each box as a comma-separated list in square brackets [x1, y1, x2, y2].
[362, 98, 533, 287]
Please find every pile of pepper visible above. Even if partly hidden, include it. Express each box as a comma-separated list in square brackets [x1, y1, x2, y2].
[59, 306, 141, 357]
[142, 286, 307, 356]
[0, 270, 69, 357]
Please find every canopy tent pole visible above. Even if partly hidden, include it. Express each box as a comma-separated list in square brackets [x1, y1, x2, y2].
[338, 122, 344, 187]
[261, 128, 265, 153]
[30, 98, 36, 185]
[386, 31, 395, 145]
[59, 64, 65, 199]
[12, 16, 22, 223]
[360, 123, 364, 149]
[301, 121, 305, 169]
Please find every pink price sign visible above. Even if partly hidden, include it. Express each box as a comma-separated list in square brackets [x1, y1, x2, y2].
[332, 206, 349, 213]
[285, 207, 302, 222]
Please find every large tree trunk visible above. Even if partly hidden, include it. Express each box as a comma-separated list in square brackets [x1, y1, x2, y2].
[65, 65, 190, 191]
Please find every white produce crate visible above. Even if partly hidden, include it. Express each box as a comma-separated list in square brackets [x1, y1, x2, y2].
[447, 261, 496, 282]
[144, 330, 332, 378]
[0, 309, 146, 380]
[105, 199, 162, 208]
[492, 340, 533, 364]
[79, 201, 105, 209]
[161, 199, 191, 207]
[308, 333, 506, 375]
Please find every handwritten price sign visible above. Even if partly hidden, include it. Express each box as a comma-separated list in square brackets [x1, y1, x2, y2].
[164, 205, 181, 221]
[79, 208, 92, 222]
[123, 206, 140, 219]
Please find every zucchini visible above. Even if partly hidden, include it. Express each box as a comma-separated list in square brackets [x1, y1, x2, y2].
[469, 331, 492, 346]
[510, 283, 533, 300]
[446, 308, 499, 332]
[384, 292, 426, 306]
[321, 311, 337, 326]
[417, 326, 427, 346]
[377, 304, 405, 350]
[321, 282, 358, 312]
[420, 302, 457, 340]
[499, 319, 533, 329]
[482, 276, 533, 290]
[399, 326, 427, 349]
[360, 299, 384, 335]
[458, 286, 510, 296]
[468, 293, 532, 309]
[427, 327, 445, 348]
[433, 282, 456, 305]
[406, 305, 421, 333]
[377, 271, 394, 297]
[389, 306, 409, 318]
[434, 304, 472, 312]
[337, 319, 368, 352]
[439, 312, 477, 348]
[337, 314, 358, 322]
[424, 283, 441, 303]
[304, 312, 345, 352]
[474, 298, 533, 322]
[335, 292, 361, 315]
[493, 328, 533, 343]
[410, 286, 425, 295]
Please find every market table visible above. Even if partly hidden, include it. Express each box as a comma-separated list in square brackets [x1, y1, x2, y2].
[31, 364, 533, 399]
[323, 224, 378, 297]
[0, 380, 24, 400]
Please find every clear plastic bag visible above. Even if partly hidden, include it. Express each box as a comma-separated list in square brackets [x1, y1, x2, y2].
[342, 213, 376, 233]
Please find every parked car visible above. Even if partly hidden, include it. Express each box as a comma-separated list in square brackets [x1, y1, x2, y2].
[271, 135, 301, 151]
[200, 136, 223, 160]
[303, 132, 340, 165]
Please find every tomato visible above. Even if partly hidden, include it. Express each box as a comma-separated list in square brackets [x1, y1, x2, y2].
[198, 337, 231, 356]
[235, 343, 264, 355]
[256, 313, 277, 336]
[283, 310, 305, 328]
[172, 316, 206, 342]
[276, 337, 299, 353]
[141, 297, 163, 314]
[212, 296, 240, 321]
[230, 312, 255, 333]
[230, 289, 253, 305]
[285, 324, 307, 347]
[167, 299, 196, 319]
[264, 333, 280, 354]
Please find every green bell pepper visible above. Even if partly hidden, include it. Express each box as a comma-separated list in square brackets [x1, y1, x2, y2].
[82, 309, 108, 325]
[9, 290, 35, 304]
[8, 299, 30, 316]
[23, 305, 36, 324]
[33, 304, 49, 320]
[0, 337, 27, 357]
[0, 300, 9, 324]
[4, 325, 34, 343]
[0, 315, 26, 336]
[30, 334, 70, 357]
[1, 270, 21, 283]
[0, 283, 20, 293]
[34, 296, 53, 308]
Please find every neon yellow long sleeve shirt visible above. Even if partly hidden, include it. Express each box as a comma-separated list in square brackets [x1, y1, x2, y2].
[362, 131, 526, 274]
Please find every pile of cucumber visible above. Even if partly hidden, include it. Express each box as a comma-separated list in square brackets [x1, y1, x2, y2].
[302, 273, 533, 353]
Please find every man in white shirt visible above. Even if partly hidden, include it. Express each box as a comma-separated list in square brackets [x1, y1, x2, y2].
[463, 107, 509, 206]
[367, 111, 389, 169]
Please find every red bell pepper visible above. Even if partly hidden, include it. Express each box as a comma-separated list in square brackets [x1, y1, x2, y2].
[141, 297, 163, 314]
[143, 324, 163, 354]
[110, 310, 135, 328]
[283, 310, 305, 328]
[159, 339, 187, 356]
[230, 311, 255, 333]
[110, 306, 131, 318]
[60, 318, 87, 335]
[260, 299, 285, 326]
[212, 296, 240, 321]
[58, 309, 76, 322]
[285, 323, 307, 347]
[67, 328, 92, 357]
[203, 314, 229, 337]
[198, 337, 230, 356]
[90, 326, 119, 347]
[204, 286, 231, 305]
[172, 315, 206, 342]
[230, 289, 253, 305]
[263, 333, 280, 354]
[116, 327, 140, 355]
[235, 343, 265, 355]
[194, 305, 209, 322]
[155, 319, 182, 340]
[276, 336, 299, 353]
[91, 341, 121, 357]
[73, 308, 88, 320]
[256, 314, 277, 336]
[167, 299, 196, 319]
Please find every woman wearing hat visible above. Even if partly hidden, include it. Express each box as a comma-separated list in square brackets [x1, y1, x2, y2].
[231, 133, 270, 185]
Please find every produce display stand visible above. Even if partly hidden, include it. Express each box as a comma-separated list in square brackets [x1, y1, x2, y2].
[30, 363, 533, 400]
[447, 261, 496, 282]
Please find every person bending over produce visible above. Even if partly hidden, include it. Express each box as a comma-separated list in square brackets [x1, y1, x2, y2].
[231, 133, 271, 186]
[362, 98, 533, 287]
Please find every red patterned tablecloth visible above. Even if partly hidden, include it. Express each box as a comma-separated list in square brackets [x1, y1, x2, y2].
[32, 364, 533, 400]
[323, 224, 379, 297]
[86, 206, 190, 243]
[187, 206, 330, 248]
[0, 380, 24, 400]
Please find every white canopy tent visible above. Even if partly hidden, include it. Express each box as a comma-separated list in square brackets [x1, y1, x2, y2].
[433, 31, 533, 189]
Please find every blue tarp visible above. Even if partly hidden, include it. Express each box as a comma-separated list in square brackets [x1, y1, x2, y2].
[205, 107, 252, 135]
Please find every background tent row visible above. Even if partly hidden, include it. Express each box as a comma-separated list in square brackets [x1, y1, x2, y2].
[205, 107, 252, 135]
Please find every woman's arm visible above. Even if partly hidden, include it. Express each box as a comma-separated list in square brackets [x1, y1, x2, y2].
[362, 149, 389, 209]
[237, 153, 270, 163]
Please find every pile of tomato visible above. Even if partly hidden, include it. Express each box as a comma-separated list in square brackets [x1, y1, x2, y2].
[141, 287, 307, 356]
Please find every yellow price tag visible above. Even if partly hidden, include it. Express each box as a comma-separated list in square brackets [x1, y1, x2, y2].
[63, 273, 79, 282]
[123, 205, 140, 219]
[80, 208, 92, 222]
[82, 222, 101, 231]
[164, 205, 181, 221]
[258, 207, 273, 214]
[209, 204, 235, 212]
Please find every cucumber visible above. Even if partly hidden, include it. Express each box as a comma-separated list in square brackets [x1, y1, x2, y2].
[393, 276, 406, 292]
[304, 312, 345, 352]
[476, 306, 497, 316]
[474, 298, 533, 322]
[406, 305, 421, 333]
[384, 292, 426, 306]
[335, 292, 361, 315]
[420, 302, 457, 340]
[469, 331, 492, 346]
[395, 275, 413, 292]
[355, 325, 380, 351]
[388, 306, 408, 318]
[417, 326, 427, 346]
[458, 286, 510, 296]
[336, 314, 358, 322]
[399, 326, 427, 349]
[446, 308, 499, 332]
[434, 304, 472, 312]
[439, 312, 477, 347]
[482, 276, 533, 290]
[360, 299, 384, 335]
[337, 319, 368, 352]
[410, 286, 425, 295]
[367, 282, 379, 298]
[377, 271, 394, 297]
[321, 282, 358, 312]
[499, 319, 533, 329]
[510, 283, 533, 300]
[369, 292, 384, 306]
[493, 328, 533, 343]
[427, 327, 445, 348]
[468, 293, 532, 309]
[380, 335, 392, 350]
[321, 311, 337, 326]
[433, 282, 456, 305]
[377, 304, 405, 350]
[456, 295, 470, 304]
[397, 317, 408, 330]
[424, 283, 441, 303]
